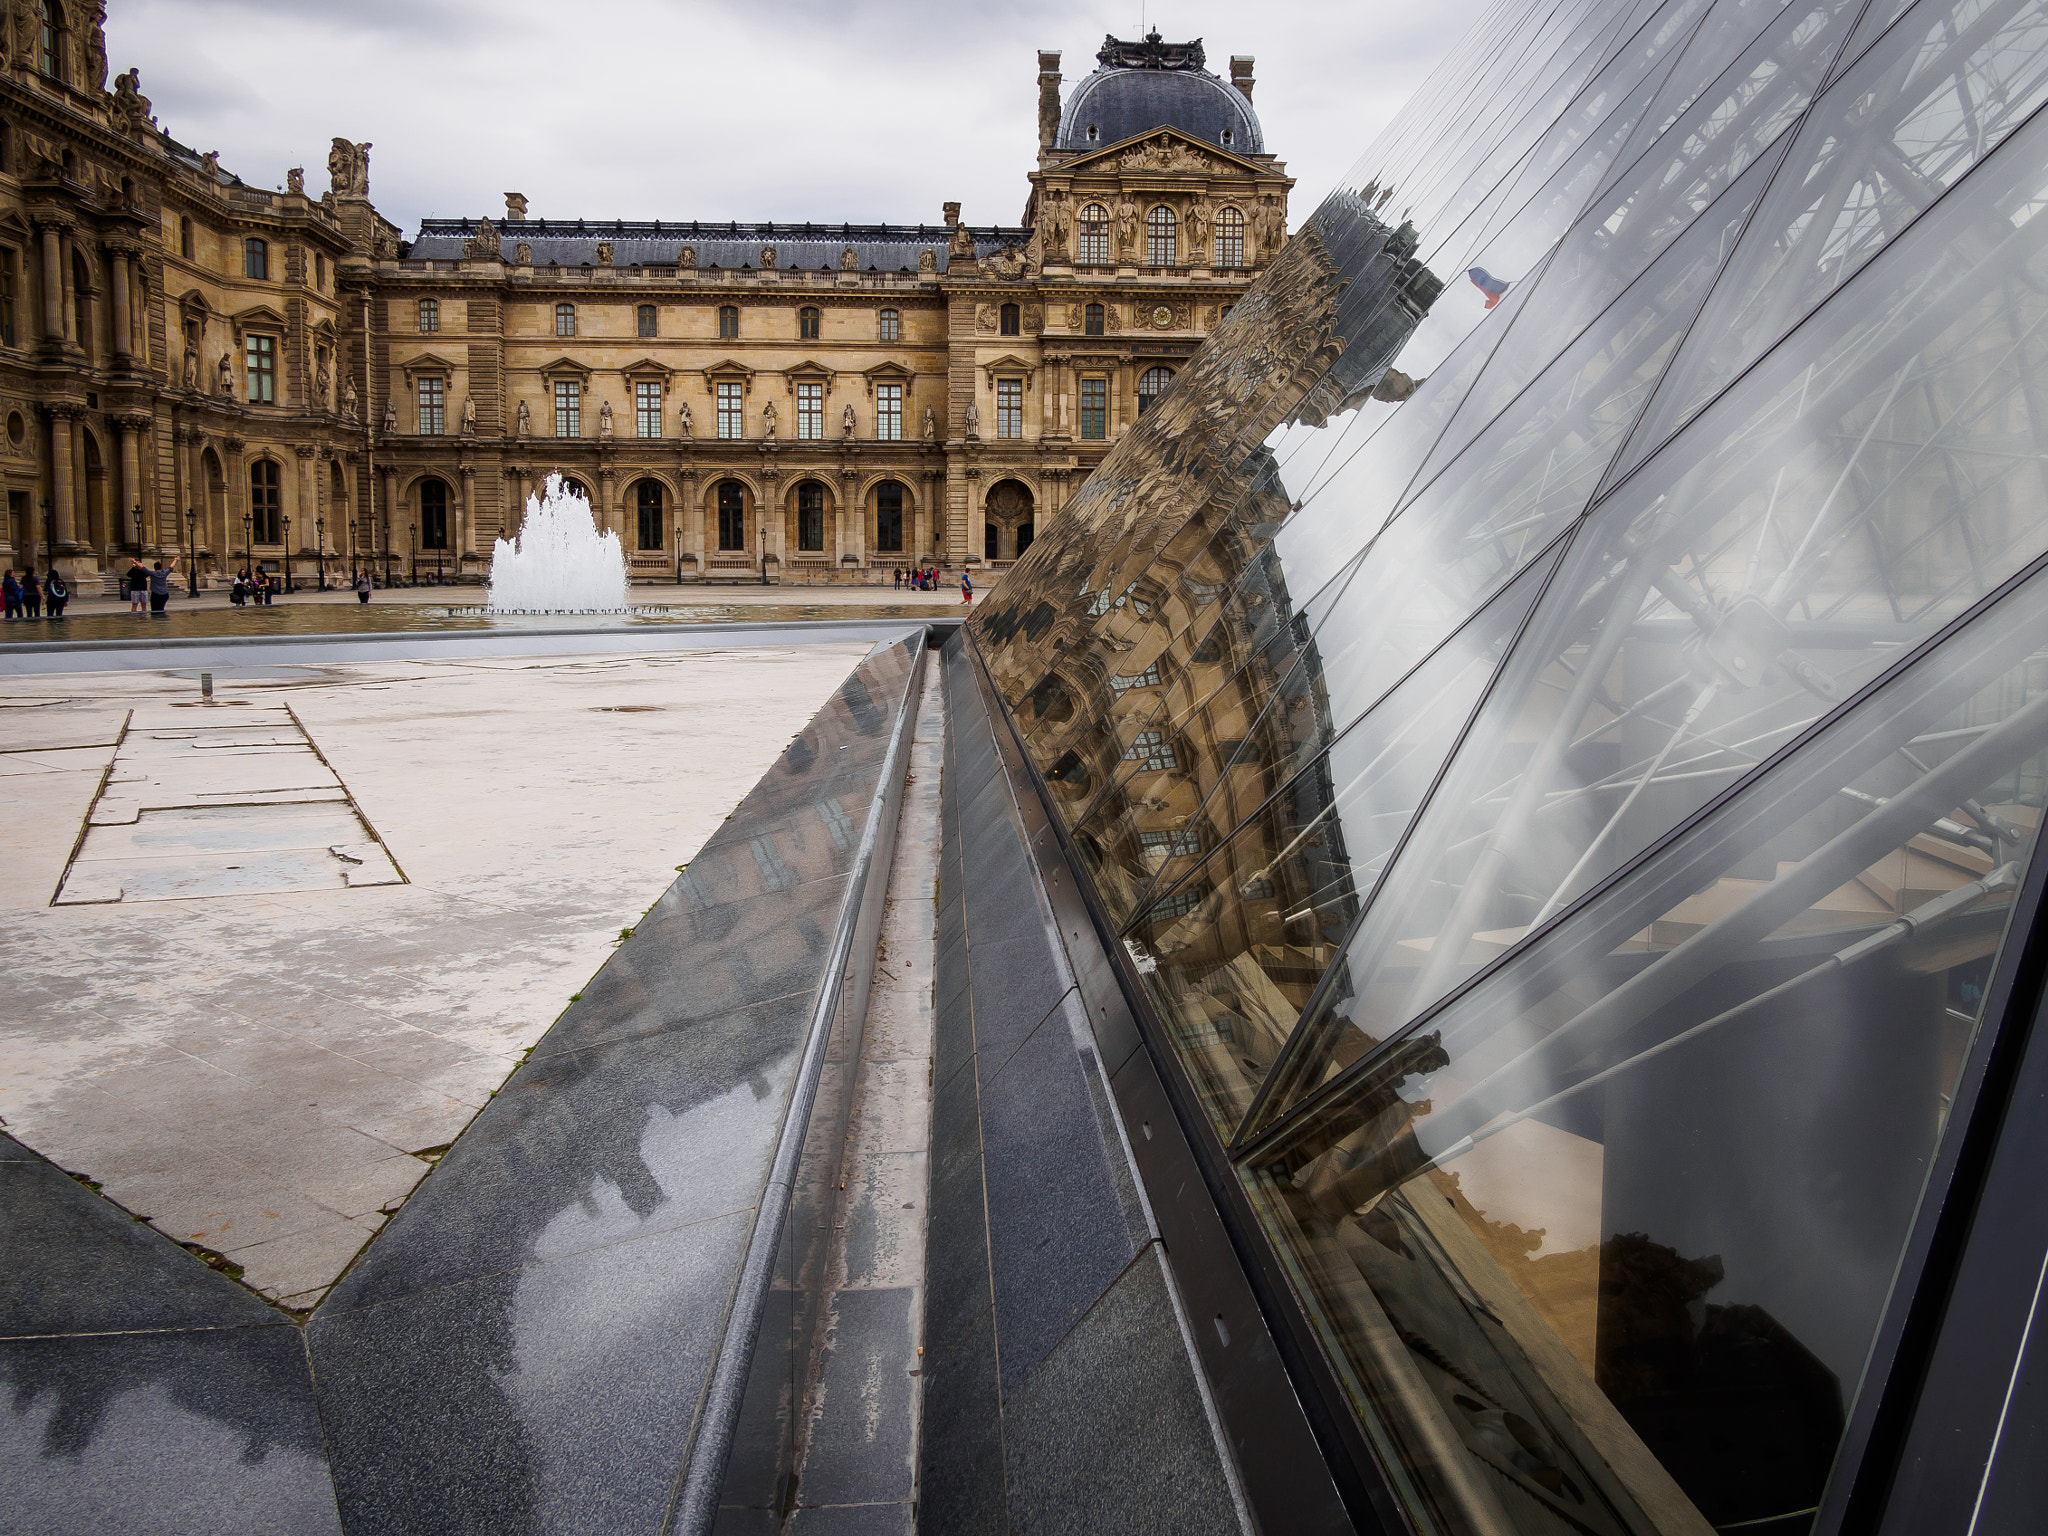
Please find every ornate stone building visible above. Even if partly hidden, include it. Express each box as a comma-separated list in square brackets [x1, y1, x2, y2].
[0, 14, 1289, 585]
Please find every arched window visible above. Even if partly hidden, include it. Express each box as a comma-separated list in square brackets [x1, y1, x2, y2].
[875, 482, 904, 553]
[249, 459, 281, 544]
[796, 480, 825, 552]
[637, 304, 656, 338]
[878, 308, 900, 342]
[1216, 207, 1246, 268]
[1016, 521, 1034, 557]
[180, 217, 193, 260]
[798, 306, 820, 340]
[1084, 302, 1104, 337]
[718, 305, 739, 340]
[1138, 366, 1174, 412]
[1000, 303, 1021, 336]
[636, 480, 664, 551]
[1146, 206, 1177, 267]
[716, 480, 746, 550]
[1078, 204, 1109, 265]
[244, 237, 268, 280]
[39, 2, 62, 84]
[554, 302, 576, 337]
[419, 478, 449, 550]
[418, 298, 438, 333]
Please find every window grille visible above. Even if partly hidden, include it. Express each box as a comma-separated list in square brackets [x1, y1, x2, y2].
[418, 376, 444, 435]
[1000, 303, 1020, 335]
[1078, 205, 1109, 264]
[716, 480, 745, 549]
[249, 460, 281, 543]
[636, 481, 664, 551]
[1138, 367, 1174, 413]
[637, 304, 656, 337]
[796, 381, 823, 440]
[555, 302, 576, 337]
[244, 238, 268, 280]
[799, 306, 820, 340]
[876, 482, 904, 552]
[419, 479, 449, 549]
[1146, 206, 1177, 267]
[876, 383, 902, 441]
[1085, 302, 1104, 336]
[1216, 207, 1245, 268]
[418, 298, 439, 333]
[1147, 887, 1205, 924]
[636, 380, 662, 438]
[553, 379, 580, 436]
[1123, 729, 1178, 770]
[797, 481, 825, 552]
[718, 305, 739, 339]
[243, 334, 274, 404]
[1080, 377, 1106, 439]
[1139, 828, 1205, 859]
[996, 378, 1023, 439]
[878, 308, 900, 342]
[716, 380, 743, 439]
[1110, 663, 1163, 691]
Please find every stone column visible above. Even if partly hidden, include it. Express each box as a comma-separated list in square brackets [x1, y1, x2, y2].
[186, 430, 210, 561]
[57, 230, 75, 346]
[109, 249, 133, 369]
[116, 414, 145, 550]
[761, 467, 783, 576]
[680, 467, 702, 576]
[917, 472, 936, 563]
[223, 436, 247, 574]
[46, 406, 78, 548]
[458, 465, 475, 560]
[36, 221, 63, 345]
[295, 445, 316, 553]
[379, 465, 398, 577]
[170, 424, 189, 556]
[843, 470, 864, 573]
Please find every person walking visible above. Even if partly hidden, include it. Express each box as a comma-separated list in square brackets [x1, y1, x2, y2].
[44, 569, 68, 618]
[960, 571, 973, 605]
[2, 569, 20, 619]
[125, 558, 149, 614]
[21, 568, 41, 618]
[355, 571, 372, 604]
[147, 556, 179, 616]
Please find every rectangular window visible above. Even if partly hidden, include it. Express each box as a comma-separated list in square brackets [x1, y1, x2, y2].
[1109, 663, 1163, 692]
[875, 482, 904, 552]
[876, 383, 902, 441]
[1216, 210, 1245, 269]
[635, 380, 662, 438]
[1122, 729, 1178, 770]
[244, 238, 268, 280]
[418, 298, 439, 333]
[0, 248, 15, 348]
[718, 305, 739, 340]
[797, 481, 825, 552]
[418, 376, 445, 435]
[878, 308, 900, 342]
[1138, 828, 1205, 860]
[553, 379, 580, 436]
[244, 334, 274, 404]
[637, 304, 657, 338]
[717, 482, 745, 549]
[996, 378, 1023, 439]
[796, 381, 823, 440]
[555, 303, 576, 337]
[1080, 377, 1106, 439]
[717, 380, 743, 439]
[1146, 887, 1204, 924]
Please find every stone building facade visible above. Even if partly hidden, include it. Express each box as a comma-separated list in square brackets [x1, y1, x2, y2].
[0, 13, 1289, 586]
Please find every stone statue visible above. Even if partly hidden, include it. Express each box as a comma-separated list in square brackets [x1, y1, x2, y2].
[85, 3, 107, 91]
[1114, 198, 1140, 257]
[462, 395, 477, 433]
[472, 217, 500, 256]
[314, 358, 330, 408]
[516, 398, 532, 438]
[514, 241, 532, 265]
[760, 246, 777, 270]
[923, 407, 937, 440]
[216, 353, 232, 395]
[840, 246, 858, 271]
[381, 398, 397, 434]
[1040, 192, 1070, 254]
[679, 246, 697, 269]
[842, 404, 856, 438]
[286, 166, 304, 196]
[598, 399, 614, 440]
[182, 348, 196, 388]
[1065, 303, 1083, 329]
[595, 240, 613, 266]
[199, 150, 220, 182]
[327, 137, 371, 197]
[918, 249, 937, 273]
[1187, 199, 1213, 252]
[976, 304, 998, 331]
[964, 400, 979, 438]
[677, 400, 693, 438]
[343, 378, 358, 421]
[950, 223, 975, 259]
[111, 69, 152, 133]
[762, 399, 777, 437]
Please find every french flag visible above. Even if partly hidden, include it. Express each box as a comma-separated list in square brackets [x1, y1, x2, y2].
[1467, 267, 1510, 309]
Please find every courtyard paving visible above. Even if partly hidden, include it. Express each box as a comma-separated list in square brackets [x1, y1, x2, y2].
[0, 640, 874, 1308]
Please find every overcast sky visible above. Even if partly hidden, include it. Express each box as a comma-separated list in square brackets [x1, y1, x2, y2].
[106, 0, 1487, 237]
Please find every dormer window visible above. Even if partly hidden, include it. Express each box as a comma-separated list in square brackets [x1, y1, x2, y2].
[1221, 128, 1234, 146]
[1087, 125, 1099, 141]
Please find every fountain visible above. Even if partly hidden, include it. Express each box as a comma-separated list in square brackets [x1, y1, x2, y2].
[486, 473, 630, 613]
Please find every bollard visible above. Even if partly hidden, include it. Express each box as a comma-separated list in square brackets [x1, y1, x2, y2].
[200, 672, 213, 700]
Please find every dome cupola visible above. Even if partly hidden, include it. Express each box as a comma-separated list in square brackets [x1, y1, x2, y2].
[1055, 32, 1264, 155]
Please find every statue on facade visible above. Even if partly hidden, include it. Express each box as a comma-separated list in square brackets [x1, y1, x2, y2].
[923, 407, 937, 440]
[514, 241, 532, 265]
[1114, 198, 1140, 257]
[314, 357, 330, 408]
[842, 404, 856, 438]
[840, 246, 858, 271]
[1186, 199, 1213, 254]
[381, 398, 397, 435]
[918, 249, 937, 273]
[598, 399, 614, 440]
[327, 138, 370, 197]
[286, 166, 304, 196]
[677, 400, 693, 438]
[759, 246, 777, 270]
[85, 3, 107, 91]
[216, 353, 232, 395]
[516, 398, 532, 438]
[199, 150, 220, 182]
[679, 246, 697, 269]
[595, 240, 613, 266]
[343, 378, 358, 421]
[111, 69, 153, 133]
[762, 399, 777, 437]
[472, 216, 501, 257]
[462, 395, 478, 434]
[963, 400, 979, 439]
[182, 348, 196, 388]
[950, 223, 975, 259]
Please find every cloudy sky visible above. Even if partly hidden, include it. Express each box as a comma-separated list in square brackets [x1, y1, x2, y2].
[106, 0, 1487, 237]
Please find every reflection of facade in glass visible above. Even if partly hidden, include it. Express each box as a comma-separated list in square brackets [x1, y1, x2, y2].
[968, 0, 2048, 1529]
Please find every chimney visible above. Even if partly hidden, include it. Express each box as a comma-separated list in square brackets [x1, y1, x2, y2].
[943, 201, 961, 227]
[504, 192, 528, 222]
[1230, 56, 1255, 102]
[1037, 50, 1062, 155]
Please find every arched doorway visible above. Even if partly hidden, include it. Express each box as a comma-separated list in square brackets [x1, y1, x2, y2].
[635, 480, 666, 552]
[794, 480, 826, 554]
[984, 478, 1034, 562]
[716, 480, 746, 551]
[201, 447, 226, 571]
[81, 426, 106, 558]
[875, 482, 906, 554]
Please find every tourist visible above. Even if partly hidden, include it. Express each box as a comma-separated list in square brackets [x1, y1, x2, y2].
[148, 556, 179, 615]
[356, 571, 372, 604]
[44, 568, 68, 618]
[21, 568, 41, 618]
[2, 569, 19, 619]
[230, 569, 246, 606]
[126, 558, 150, 614]
[960, 571, 973, 605]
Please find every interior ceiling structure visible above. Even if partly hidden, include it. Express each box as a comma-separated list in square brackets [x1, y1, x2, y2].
[968, 0, 2048, 1528]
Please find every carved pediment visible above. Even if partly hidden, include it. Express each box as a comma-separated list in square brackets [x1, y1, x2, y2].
[537, 354, 591, 382]
[399, 350, 461, 386]
[229, 302, 288, 339]
[1056, 127, 1264, 180]
[702, 358, 754, 394]
[785, 358, 836, 392]
[861, 360, 913, 397]
[621, 356, 673, 383]
[982, 352, 1037, 391]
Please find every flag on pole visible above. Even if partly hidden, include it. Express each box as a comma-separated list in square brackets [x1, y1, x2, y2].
[1467, 267, 1510, 309]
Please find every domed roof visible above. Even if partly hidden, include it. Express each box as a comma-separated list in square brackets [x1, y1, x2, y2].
[1056, 33, 1264, 156]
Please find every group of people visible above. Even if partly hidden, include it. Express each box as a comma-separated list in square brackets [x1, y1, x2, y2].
[229, 568, 281, 606]
[893, 565, 973, 602]
[2, 567, 71, 618]
[121, 557, 182, 615]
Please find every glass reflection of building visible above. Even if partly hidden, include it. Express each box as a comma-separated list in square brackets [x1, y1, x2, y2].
[967, 0, 2048, 1530]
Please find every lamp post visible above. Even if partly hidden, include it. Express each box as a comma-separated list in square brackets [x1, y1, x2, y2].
[241, 512, 253, 577]
[35, 497, 49, 575]
[315, 516, 327, 590]
[130, 503, 143, 556]
[408, 521, 417, 586]
[280, 516, 293, 596]
[185, 509, 198, 597]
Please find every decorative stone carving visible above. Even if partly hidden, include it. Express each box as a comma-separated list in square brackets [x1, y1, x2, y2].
[286, 166, 304, 196]
[471, 217, 501, 257]
[842, 404, 856, 438]
[594, 240, 613, 266]
[1065, 303, 1083, 329]
[215, 353, 232, 395]
[762, 399, 776, 437]
[760, 246, 777, 270]
[381, 398, 397, 434]
[1102, 304, 1122, 333]
[1118, 134, 1213, 174]
[976, 304, 998, 332]
[111, 69, 153, 133]
[679, 245, 697, 269]
[1254, 195, 1285, 256]
[85, 2, 107, 90]
[1114, 198, 1139, 257]
[1023, 304, 1042, 331]
[1040, 193, 1071, 256]
[199, 150, 220, 181]
[462, 395, 477, 433]
[923, 407, 937, 440]
[1187, 198, 1213, 252]
[314, 357, 330, 407]
[598, 399, 614, 440]
[370, 229, 394, 260]
[516, 398, 532, 438]
[327, 137, 371, 197]
[951, 224, 975, 259]
[343, 378, 358, 421]
[677, 400, 693, 437]
[514, 241, 532, 265]
[181, 349, 196, 388]
[918, 249, 937, 274]
[964, 400, 979, 438]
[840, 246, 858, 271]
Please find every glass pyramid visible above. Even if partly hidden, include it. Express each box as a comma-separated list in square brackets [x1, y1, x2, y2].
[969, 0, 2048, 1528]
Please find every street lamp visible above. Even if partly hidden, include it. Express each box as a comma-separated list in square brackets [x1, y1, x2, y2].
[408, 521, 418, 586]
[130, 503, 143, 555]
[241, 512, 253, 577]
[185, 509, 198, 597]
[35, 497, 49, 574]
[315, 516, 327, 591]
[281, 516, 292, 596]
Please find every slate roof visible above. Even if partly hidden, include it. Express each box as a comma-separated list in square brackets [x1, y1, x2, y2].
[405, 220, 1033, 273]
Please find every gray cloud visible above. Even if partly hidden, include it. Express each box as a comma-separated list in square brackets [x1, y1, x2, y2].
[105, 0, 1483, 234]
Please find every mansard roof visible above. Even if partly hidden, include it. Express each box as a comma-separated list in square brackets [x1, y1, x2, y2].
[405, 219, 1031, 273]
[1057, 33, 1263, 155]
